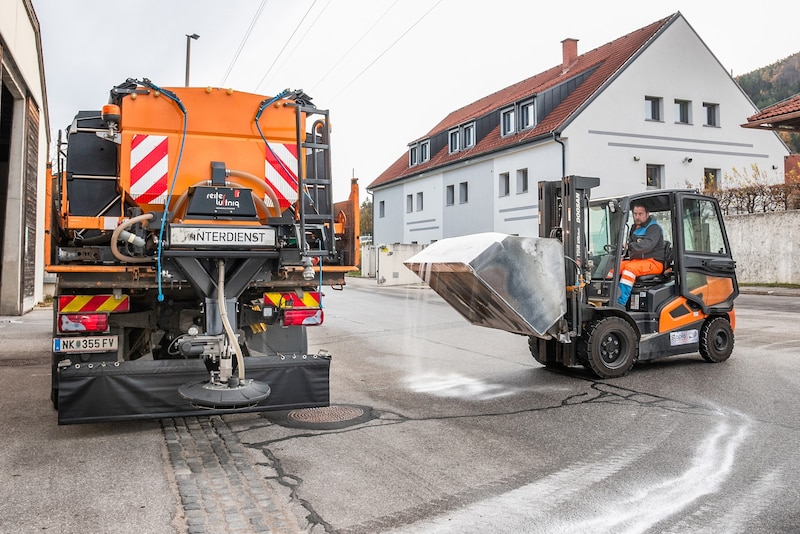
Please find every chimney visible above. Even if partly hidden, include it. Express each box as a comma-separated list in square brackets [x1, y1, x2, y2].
[561, 38, 578, 70]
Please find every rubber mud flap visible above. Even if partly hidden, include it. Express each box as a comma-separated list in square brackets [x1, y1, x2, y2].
[56, 356, 330, 425]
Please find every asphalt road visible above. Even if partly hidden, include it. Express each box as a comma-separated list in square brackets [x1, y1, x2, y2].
[0, 281, 798, 533]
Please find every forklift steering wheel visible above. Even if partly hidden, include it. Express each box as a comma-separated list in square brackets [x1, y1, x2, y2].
[604, 244, 616, 253]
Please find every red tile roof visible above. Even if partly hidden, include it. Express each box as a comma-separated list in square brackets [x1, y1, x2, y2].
[742, 93, 800, 131]
[368, 13, 676, 190]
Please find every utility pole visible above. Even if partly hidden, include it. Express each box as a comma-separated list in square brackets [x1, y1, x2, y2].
[185, 33, 200, 87]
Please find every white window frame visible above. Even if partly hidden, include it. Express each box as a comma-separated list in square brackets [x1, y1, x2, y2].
[499, 172, 510, 197]
[703, 102, 719, 127]
[462, 123, 475, 148]
[416, 192, 424, 211]
[446, 184, 455, 206]
[409, 145, 418, 166]
[420, 140, 430, 162]
[520, 100, 535, 130]
[516, 168, 528, 194]
[674, 99, 692, 125]
[501, 108, 515, 136]
[646, 164, 663, 190]
[406, 194, 413, 213]
[704, 168, 720, 191]
[379, 200, 385, 218]
[459, 181, 469, 204]
[449, 129, 459, 153]
[645, 96, 662, 121]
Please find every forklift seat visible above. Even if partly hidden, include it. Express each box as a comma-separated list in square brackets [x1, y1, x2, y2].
[634, 241, 673, 286]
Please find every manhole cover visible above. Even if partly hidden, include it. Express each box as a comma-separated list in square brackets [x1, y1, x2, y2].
[269, 404, 373, 430]
[288, 405, 365, 424]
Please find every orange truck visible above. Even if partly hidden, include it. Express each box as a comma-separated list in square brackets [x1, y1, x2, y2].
[45, 79, 359, 424]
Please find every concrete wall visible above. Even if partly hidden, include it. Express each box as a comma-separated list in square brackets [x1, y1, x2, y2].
[726, 210, 800, 285]
[364, 210, 800, 286]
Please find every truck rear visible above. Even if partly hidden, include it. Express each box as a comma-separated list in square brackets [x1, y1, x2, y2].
[45, 79, 359, 424]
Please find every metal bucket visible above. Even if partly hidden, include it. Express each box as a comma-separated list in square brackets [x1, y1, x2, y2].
[404, 233, 566, 338]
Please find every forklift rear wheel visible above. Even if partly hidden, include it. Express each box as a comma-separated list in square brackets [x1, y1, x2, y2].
[581, 317, 637, 378]
[699, 316, 734, 363]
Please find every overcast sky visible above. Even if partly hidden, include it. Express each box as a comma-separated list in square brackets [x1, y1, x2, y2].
[33, 0, 799, 202]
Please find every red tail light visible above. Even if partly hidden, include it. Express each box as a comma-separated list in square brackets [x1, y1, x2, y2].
[283, 309, 324, 326]
[58, 313, 109, 333]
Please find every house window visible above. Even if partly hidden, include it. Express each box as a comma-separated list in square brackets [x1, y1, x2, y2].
[499, 172, 510, 197]
[674, 99, 691, 124]
[520, 101, 535, 129]
[704, 168, 720, 191]
[416, 192, 424, 211]
[501, 108, 515, 136]
[645, 96, 662, 121]
[516, 168, 528, 194]
[646, 164, 663, 189]
[409, 140, 430, 165]
[446, 184, 455, 206]
[462, 123, 475, 148]
[379, 200, 385, 218]
[459, 181, 469, 204]
[406, 194, 413, 213]
[449, 129, 459, 153]
[703, 102, 719, 127]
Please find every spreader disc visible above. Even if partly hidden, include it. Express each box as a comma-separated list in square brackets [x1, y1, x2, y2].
[178, 378, 271, 409]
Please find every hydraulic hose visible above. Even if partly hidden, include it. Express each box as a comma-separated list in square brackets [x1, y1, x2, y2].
[111, 213, 155, 263]
[217, 259, 246, 381]
[227, 169, 281, 218]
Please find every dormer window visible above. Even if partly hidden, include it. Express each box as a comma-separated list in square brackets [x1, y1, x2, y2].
[462, 123, 475, 148]
[520, 100, 535, 130]
[449, 129, 459, 153]
[448, 122, 476, 154]
[501, 108, 515, 136]
[408, 140, 430, 166]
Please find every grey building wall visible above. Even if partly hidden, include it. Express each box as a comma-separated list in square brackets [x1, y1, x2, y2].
[442, 160, 493, 237]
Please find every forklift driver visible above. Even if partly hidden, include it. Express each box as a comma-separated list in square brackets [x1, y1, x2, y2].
[617, 202, 665, 306]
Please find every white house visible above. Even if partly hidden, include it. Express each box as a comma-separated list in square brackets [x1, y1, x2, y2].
[0, 0, 49, 315]
[367, 12, 789, 246]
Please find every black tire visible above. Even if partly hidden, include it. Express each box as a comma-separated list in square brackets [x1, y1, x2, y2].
[699, 316, 734, 363]
[580, 317, 638, 378]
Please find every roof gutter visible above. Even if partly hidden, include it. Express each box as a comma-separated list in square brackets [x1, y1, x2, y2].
[553, 132, 565, 177]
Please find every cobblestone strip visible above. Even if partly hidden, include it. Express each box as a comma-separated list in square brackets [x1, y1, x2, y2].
[162, 416, 301, 534]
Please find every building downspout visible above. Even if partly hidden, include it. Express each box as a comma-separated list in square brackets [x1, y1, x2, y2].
[553, 132, 566, 177]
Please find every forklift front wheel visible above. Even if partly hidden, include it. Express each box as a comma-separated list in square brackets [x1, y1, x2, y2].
[580, 317, 637, 379]
[699, 316, 734, 363]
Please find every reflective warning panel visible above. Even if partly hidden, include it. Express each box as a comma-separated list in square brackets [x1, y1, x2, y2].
[57, 294, 130, 313]
[264, 292, 320, 308]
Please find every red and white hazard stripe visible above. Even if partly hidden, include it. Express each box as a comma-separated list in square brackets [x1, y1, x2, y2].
[265, 144, 298, 209]
[130, 134, 168, 204]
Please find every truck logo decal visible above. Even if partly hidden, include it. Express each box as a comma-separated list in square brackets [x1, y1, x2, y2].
[265, 143, 298, 209]
[130, 134, 168, 204]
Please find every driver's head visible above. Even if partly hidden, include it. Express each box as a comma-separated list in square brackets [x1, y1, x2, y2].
[631, 202, 649, 226]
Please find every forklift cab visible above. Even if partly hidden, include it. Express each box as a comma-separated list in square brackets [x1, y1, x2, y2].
[587, 190, 738, 320]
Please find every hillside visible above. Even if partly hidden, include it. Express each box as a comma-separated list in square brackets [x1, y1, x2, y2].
[736, 51, 800, 152]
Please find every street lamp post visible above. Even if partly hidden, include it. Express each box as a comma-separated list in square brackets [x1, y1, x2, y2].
[185, 33, 200, 87]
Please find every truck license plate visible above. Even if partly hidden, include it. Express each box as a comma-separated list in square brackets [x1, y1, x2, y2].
[53, 336, 118, 353]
